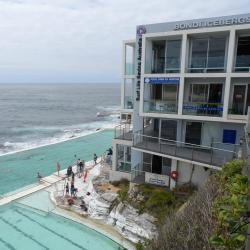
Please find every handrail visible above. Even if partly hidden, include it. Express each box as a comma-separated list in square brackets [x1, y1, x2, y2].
[133, 131, 237, 154]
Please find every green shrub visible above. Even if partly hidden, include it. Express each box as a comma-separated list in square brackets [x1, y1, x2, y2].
[135, 241, 144, 250]
[145, 191, 175, 210]
[209, 160, 248, 249]
[119, 185, 129, 202]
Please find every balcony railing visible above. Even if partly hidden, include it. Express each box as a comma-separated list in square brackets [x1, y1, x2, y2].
[133, 132, 238, 168]
[228, 103, 247, 116]
[114, 123, 133, 140]
[234, 66, 250, 72]
[187, 67, 226, 73]
[131, 164, 170, 186]
[144, 99, 178, 114]
[183, 102, 223, 117]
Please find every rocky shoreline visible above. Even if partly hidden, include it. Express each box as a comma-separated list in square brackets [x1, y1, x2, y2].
[49, 162, 157, 244]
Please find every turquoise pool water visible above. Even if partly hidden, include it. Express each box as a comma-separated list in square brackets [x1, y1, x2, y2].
[0, 130, 113, 195]
[0, 204, 122, 250]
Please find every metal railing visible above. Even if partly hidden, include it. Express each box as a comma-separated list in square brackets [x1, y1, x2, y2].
[187, 67, 226, 73]
[234, 66, 250, 73]
[131, 164, 170, 186]
[133, 132, 238, 167]
[183, 102, 223, 116]
[114, 123, 133, 140]
[144, 99, 178, 114]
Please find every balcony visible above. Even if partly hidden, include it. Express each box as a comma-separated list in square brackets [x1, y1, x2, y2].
[144, 99, 178, 114]
[114, 124, 133, 141]
[183, 102, 223, 117]
[133, 133, 238, 168]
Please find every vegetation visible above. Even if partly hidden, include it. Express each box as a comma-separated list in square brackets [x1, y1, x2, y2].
[110, 178, 130, 202]
[143, 160, 248, 250]
[128, 183, 193, 222]
[209, 160, 248, 249]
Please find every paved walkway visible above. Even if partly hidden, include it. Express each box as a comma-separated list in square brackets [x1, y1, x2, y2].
[0, 174, 63, 206]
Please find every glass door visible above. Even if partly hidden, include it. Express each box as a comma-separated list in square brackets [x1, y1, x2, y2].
[185, 122, 202, 145]
[232, 85, 246, 115]
[160, 120, 177, 141]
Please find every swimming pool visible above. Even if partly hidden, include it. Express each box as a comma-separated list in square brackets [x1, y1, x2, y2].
[0, 130, 114, 195]
[0, 192, 124, 250]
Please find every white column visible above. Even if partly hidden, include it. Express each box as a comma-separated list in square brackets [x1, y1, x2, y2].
[223, 29, 236, 118]
[121, 79, 125, 109]
[170, 159, 177, 190]
[178, 33, 187, 115]
[112, 142, 117, 171]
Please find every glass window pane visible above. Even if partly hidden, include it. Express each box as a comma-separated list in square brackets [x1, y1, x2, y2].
[190, 39, 208, 69]
[235, 36, 250, 70]
[207, 37, 226, 69]
[191, 84, 208, 102]
[152, 41, 165, 73]
[231, 85, 246, 115]
[165, 40, 181, 72]
[162, 84, 178, 101]
[161, 120, 177, 140]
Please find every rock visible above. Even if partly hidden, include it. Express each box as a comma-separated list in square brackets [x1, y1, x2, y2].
[101, 192, 118, 203]
[108, 202, 157, 243]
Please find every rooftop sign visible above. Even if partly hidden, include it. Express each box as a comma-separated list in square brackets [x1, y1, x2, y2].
[175, 16, 250, 30]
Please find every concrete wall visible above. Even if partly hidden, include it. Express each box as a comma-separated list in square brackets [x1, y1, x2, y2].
[177, 161, 212, 187]
[109, 170, 131, 182]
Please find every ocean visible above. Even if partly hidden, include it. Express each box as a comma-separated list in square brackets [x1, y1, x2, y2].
[0, 83, 120, 155]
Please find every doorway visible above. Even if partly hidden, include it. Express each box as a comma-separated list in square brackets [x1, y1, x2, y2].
[185, 122, 202, 145]
[152, 155, 162, 174]
[231, 84, 250, 115]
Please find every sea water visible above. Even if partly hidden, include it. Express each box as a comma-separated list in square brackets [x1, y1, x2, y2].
[0, 83, 120, 195]
[0, 83, 120, 155]
[0, 129, 114, 196]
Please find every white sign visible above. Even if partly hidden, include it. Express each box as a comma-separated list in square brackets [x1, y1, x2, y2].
[145, 172, 169, 186]
[175, 16, 250, 30]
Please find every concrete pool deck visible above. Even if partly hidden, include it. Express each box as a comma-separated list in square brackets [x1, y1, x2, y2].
[0, 174, 63, 207]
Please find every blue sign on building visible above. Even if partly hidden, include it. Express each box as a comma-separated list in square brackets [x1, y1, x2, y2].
[144, 77, 180, 84]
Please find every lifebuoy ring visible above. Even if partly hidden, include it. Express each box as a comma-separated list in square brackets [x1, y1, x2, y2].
[170, 171, 178, 181]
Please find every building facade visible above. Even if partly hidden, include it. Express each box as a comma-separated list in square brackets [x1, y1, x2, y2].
[111, 13, 250, 189]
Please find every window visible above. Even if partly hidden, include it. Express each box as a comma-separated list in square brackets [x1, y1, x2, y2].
[152, 41, 165, 73]
[183, 83, 223, 116]
[235, 36, 250, 72]
[189, 36, 227, 72]
[165, 40, 181, 73]
[146, 38, 181, 74]
[124, 79, 134, 109]
[117, 145, 131, 172]
[230, 84, 250, 115]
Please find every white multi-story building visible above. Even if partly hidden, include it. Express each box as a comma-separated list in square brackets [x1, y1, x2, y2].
[111, 13, 250, 189]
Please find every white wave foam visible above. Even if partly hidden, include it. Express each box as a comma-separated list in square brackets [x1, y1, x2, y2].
[0, 119, 119, 157]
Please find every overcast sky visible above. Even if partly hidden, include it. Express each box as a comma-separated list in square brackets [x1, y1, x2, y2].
[0, 0, 249, 83]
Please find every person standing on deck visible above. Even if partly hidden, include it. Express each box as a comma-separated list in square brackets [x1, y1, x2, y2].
[56, 162, 61, 176]
[70, 183, 75, 197]
[76, 159, 80, 175]
[83, 169, 88, 183]
[93, 153, 97, 165]
[78, 160, 84, 178]
[65, 182, 69, 196]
